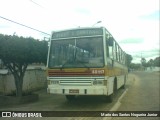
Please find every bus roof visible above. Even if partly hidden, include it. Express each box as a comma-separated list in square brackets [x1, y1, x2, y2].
[51, 27, 106, 34]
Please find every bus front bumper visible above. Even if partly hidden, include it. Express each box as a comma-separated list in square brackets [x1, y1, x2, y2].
[47, 86, 108, 95]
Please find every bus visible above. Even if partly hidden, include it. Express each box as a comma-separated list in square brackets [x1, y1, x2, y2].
[46, 27, 128, 102]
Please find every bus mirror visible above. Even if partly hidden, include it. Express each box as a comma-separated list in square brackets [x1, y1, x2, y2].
[108, 37, 113, 46]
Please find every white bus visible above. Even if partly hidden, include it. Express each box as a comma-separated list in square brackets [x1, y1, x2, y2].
[47, 27, 128, 102]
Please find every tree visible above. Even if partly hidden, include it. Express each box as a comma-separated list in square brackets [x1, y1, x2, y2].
[141, 57, 148, 67]
[126, 54, 133, 67]
[0, 34, 48, 97]
[153, 57, 160, 67]
[130, 63, 142, 70]
[147, 59, 154, 68]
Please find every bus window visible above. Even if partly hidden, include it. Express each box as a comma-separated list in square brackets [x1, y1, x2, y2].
[119, 47, 121, 63]
[106, 36, 110, 58]
[115, 43, 118, 61]
[107, 37, 114, 59]
[48, 37, 104, 68]
[112, 41, 116, 60]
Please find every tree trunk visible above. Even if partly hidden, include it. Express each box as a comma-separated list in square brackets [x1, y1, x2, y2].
[6, 63, 28, 97]
[13, 73, 24, 97]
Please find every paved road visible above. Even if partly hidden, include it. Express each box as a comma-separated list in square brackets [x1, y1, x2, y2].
[111, 71, 160, 120]
[0, 71, 159, 120]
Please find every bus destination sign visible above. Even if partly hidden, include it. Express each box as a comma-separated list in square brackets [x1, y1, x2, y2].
[52, 28, 103, 39]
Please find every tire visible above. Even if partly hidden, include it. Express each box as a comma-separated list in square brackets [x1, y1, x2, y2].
[106, 79, 117, 103]
[66, 95, 75, 101]
[121, 75, 126, 89]
[113, 78, 117, 92]
[107, 94, 113, 103]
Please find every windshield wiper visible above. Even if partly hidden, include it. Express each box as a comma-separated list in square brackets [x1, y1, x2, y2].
[60, 59, 72, 70]
[75, 60, 90, 69]
[60, 59, 90, 69]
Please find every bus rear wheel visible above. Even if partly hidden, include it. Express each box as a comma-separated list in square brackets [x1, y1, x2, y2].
[66, 95, 75, 101]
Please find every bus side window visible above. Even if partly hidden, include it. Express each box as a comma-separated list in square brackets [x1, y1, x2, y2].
[115, 43, 118, 61]
[119, 48, 121, 63]
[122, 52, 125, 64]
[121, 49, 124, 64]
[113, 41, 116, 60]
[107, 37, 114, 59]
[106, 39, 109, 57]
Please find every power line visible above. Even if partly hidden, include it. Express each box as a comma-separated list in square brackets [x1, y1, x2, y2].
[30, 0, 44, 8]
[0, 16, 50, 36]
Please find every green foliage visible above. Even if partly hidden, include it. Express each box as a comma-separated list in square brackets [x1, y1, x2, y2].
[153, 57, 160, 67]
[139, 57, 160, 68]
[126, 54, 133, 67]
[129, 63, 142, 70]
[129, 57, 160, 70]
[141, 58, 148, 67]
[0, 34, 48, 64]
[146, 59, 154, 68]
[0, 34, 48, 97]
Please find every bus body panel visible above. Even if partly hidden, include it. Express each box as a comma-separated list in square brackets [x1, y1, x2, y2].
[46, 27, 128, 99]
[47, 85, 108, 95]
[107, 77, 114, 95]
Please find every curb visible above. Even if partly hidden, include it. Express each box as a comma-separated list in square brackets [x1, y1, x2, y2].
[103, 88, 128, 120]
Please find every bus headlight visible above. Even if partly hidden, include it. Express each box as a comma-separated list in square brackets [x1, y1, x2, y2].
[93, 80, 103, 85]
[47, 80, 50, 85]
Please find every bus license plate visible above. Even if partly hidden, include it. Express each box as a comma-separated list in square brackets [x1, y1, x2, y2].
[69, 89, 79, 93]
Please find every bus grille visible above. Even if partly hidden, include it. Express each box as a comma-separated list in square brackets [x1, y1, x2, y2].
[48, 77, 104, 86]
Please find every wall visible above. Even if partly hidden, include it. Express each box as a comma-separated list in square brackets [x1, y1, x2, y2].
[0, 69, 47, 95]
[146, 67, 160, 72]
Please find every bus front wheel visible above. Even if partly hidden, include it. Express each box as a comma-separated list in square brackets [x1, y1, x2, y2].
[106, 79, 117, 103]
[121, 75, 127, 89]
[66, 95, 75, 101]
[106, 94, 113, 103]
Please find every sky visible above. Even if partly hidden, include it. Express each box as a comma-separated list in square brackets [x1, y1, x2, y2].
[0, 0, 159, 63]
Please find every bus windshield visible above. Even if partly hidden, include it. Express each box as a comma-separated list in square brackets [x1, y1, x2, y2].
[48, 37, 104, 68]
